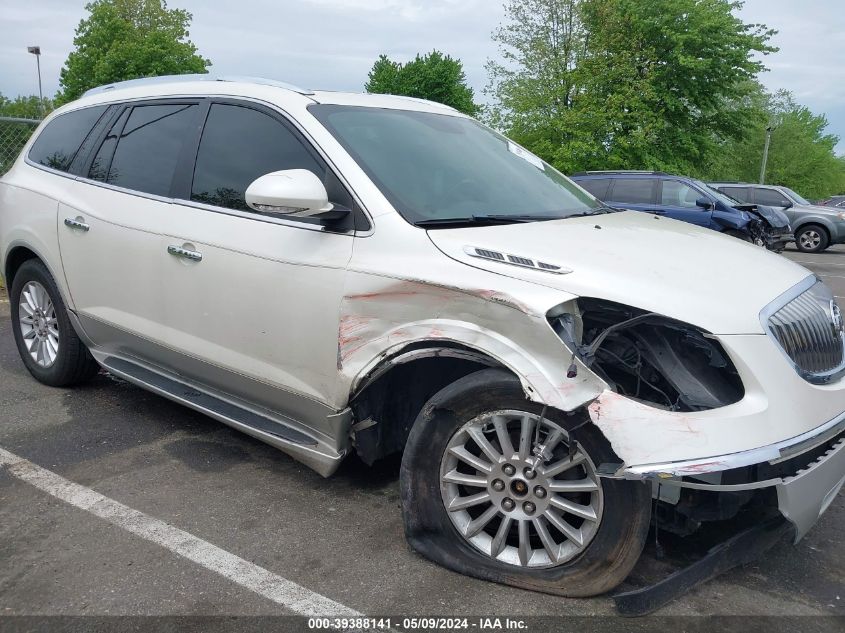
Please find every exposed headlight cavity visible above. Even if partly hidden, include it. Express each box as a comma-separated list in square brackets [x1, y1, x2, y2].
[550, 298, 744, 411]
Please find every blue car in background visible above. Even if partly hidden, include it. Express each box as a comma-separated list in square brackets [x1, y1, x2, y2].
[570, 171, 793, 251]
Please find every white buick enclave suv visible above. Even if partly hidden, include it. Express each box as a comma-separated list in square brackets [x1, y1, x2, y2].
[1, 75, 843, 598]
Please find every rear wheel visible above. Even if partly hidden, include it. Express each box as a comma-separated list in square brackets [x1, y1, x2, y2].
[400, 369, 651, 597]
[795, 225, 829, 253]
[10, 259, 99, 386]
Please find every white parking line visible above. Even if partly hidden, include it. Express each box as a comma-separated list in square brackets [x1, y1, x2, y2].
[0, 447, 360, 618]
[818, 274, 845, 280]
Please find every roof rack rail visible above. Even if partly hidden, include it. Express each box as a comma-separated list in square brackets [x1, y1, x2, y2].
[382, 94, 458, 111]
[83, 74, 314, 97]
[571, 170, 670, 176]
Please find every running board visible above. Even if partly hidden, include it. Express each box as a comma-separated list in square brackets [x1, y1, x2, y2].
[98, 356, 345, 477]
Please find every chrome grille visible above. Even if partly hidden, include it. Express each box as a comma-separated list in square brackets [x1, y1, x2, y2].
[766, 279, 845, 380]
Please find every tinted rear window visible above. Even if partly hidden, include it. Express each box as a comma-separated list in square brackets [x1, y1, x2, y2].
[718, 186, 751, 202]
[608, 178, 654, 204]
[754, 188, 790, 207]
[106, 104, 198, 196]
[28, 106, 108, 172]
[576, 178, 611, 199]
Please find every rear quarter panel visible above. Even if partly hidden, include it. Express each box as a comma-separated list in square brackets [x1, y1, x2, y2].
[0, 170, 69, 305]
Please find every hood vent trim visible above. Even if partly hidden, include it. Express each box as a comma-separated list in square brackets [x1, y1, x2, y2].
[464, 246, 572, 275]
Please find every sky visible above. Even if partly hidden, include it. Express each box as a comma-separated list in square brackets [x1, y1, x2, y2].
[1, 0, 844, 153]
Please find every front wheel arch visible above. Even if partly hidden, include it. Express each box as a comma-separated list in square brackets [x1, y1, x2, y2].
[349, 345, 508, 464]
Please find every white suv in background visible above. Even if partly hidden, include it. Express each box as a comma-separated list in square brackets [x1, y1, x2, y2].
[1, 75, 844, 598]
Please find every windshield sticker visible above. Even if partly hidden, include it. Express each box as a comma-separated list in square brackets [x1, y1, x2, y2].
[507, 141, 545, 170]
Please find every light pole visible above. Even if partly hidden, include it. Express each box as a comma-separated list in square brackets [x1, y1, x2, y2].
[759, 125, 772, 184]
[759, 115, 782, 185]
[27, 46, 44, 116]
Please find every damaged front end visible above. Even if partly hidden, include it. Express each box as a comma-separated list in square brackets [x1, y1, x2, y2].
[548, 297, 845, 542]
[550, 298, 744, 413]
[739, 204, 794, 252]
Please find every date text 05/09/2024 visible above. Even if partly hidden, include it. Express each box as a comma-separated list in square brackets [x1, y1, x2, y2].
[307, 617, 529, 630]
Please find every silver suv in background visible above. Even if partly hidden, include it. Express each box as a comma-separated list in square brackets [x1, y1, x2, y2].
[710, 182, 845, 253]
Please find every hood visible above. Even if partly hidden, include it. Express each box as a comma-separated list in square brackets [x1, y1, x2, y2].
[736, 203, 791, 228]
[796, 204, 845, 217]
[427, 211, 811, 335]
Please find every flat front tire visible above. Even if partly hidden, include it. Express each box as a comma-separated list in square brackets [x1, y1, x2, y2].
[400, 369, 651, 597]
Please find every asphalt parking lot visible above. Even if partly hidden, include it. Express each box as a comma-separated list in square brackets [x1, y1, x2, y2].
[0, 243, 843, 628]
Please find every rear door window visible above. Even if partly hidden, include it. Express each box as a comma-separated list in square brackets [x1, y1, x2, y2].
[576, 178, 611, 199]
[718, 186, 750, 202]
[754, 188, 791, 207]
[608, 178, 656, 204]
[102, 103, 199, 196]
[190, 103, 325, 212]
[28, 105, 108, 172]
[88, 108, 129, 182]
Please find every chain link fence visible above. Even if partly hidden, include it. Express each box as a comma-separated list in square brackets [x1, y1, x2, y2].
[0, 116, 41, 175]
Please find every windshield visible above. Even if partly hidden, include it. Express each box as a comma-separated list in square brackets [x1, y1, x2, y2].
[309, 105, 602, 225]
[781, 187, 811, 206]
[697, 181, 745, 207]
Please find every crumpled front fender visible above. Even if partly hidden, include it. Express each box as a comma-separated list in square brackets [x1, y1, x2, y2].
[337, 271, 606, 413]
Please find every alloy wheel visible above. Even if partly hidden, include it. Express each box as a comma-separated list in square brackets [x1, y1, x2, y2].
[18, 281, 60, 368]
[440, 411, 603, 568]
[800, 230, 822, 251]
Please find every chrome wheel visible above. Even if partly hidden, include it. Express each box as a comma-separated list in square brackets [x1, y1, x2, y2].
[799, 229, 822, 251]
[440, 411, 603, 568]
[18, 281, 59, 368]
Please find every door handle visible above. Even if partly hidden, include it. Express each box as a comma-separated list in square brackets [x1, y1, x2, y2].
[167, 245, 203, 262]
[64, 217, 90, 231]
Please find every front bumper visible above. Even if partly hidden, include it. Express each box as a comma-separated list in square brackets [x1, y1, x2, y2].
[617, 418, 845, 541]
[765, 228, 794, 250]
[622, 410, 845, 478]
[776, 433, 845, 540]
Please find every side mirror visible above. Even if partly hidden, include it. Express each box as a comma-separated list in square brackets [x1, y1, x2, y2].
[783, 200, 794, 209]
[695, 197, 715, 210]
[245, 169, 347, 219]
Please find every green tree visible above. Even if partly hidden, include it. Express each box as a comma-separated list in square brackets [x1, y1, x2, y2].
[487, 0, 775, 175]
[486, 0, 592, 169]
[0, 94, 54, 178]
[57, 0, 210, 104]
[365, 51, 480, 116]
[708, 89, 845, 199]
[0, 94, 54, 119]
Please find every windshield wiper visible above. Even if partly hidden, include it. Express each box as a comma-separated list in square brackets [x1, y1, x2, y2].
[563, 206, 622, 218]
[414, 214, 564, 227]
